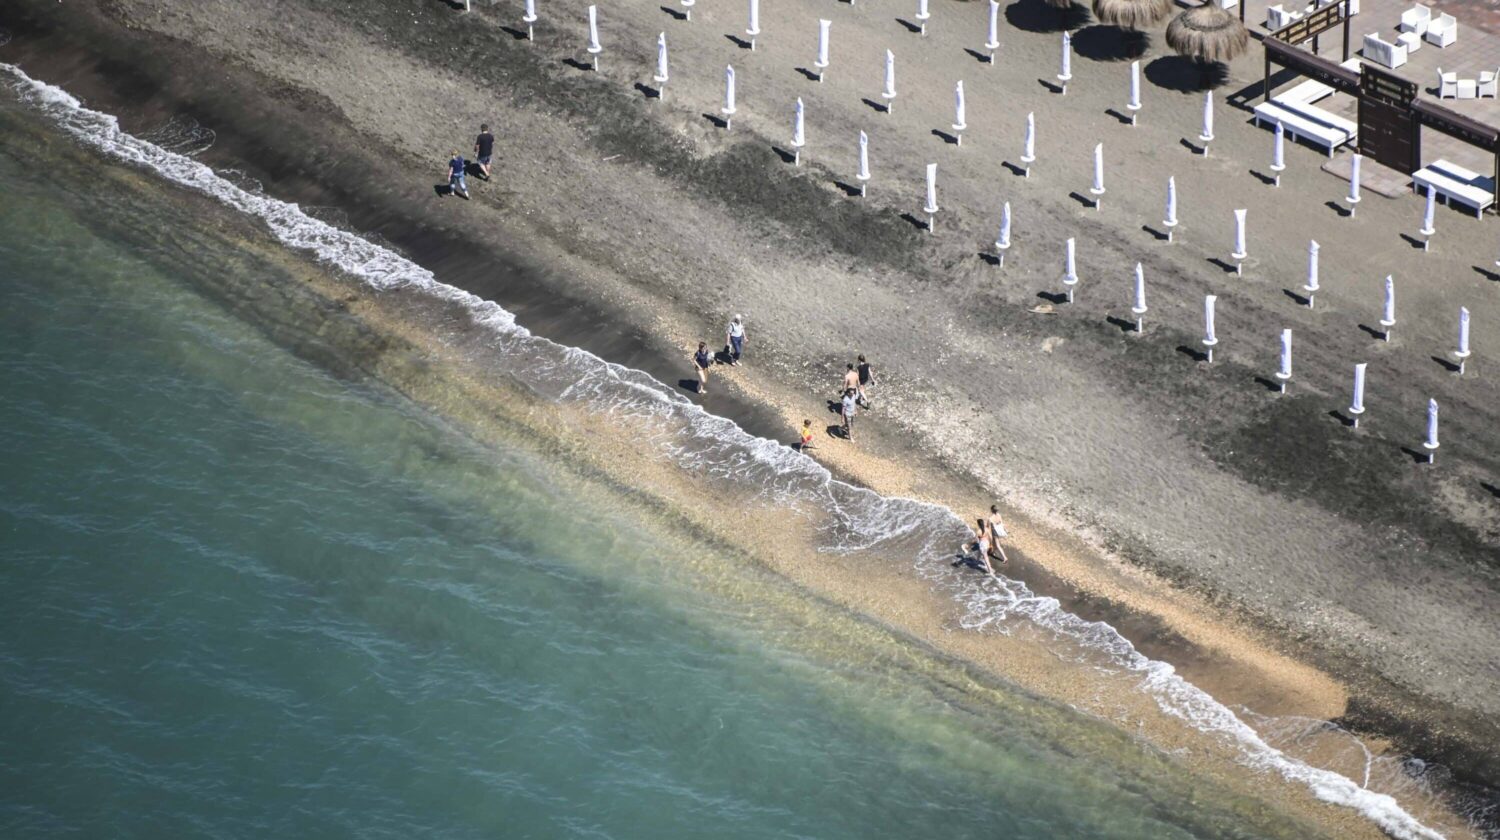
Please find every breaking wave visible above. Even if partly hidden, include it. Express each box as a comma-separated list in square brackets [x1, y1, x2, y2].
[3, 63, 1462, 840]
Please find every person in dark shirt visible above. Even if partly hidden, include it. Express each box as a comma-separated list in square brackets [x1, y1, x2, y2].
[856, 354, 875, 407]
[693, 341, 712, 395]
[446, 150, 469, 199]
[474, 124, 495, 181]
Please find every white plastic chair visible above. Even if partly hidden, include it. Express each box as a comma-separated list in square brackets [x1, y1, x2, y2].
[1399, 4, 1430, 35]
[1479, 68, 1498, 99]
[1437, 68, 1457, 98]
[1425, 13, 1456, 47]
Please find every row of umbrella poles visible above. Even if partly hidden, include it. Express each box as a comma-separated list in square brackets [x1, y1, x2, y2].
[552, 0, 1252, 78]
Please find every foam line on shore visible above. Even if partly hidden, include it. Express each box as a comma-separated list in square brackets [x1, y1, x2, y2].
[1, 63, 1451, 840]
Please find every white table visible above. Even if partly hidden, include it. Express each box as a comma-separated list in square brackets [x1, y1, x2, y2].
[1397, 31, 1422, 52]
[1457, 79, 1478, 99]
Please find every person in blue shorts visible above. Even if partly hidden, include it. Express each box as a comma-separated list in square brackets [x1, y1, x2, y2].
[446, 150, 469, 199]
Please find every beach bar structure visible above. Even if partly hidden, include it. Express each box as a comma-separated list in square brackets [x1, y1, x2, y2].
[1261, 17, 1500, 207]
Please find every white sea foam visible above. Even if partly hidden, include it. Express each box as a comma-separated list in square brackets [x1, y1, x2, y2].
[3, 63, 1458, 840]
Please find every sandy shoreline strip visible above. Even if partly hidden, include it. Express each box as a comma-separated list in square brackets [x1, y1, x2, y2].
[2, 0, 1494, 825]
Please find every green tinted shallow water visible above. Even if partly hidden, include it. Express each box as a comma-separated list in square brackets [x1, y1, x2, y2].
[0, 102, 1326, 839]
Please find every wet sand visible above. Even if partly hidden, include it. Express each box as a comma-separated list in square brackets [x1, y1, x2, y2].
[3, 0, 1496, 822]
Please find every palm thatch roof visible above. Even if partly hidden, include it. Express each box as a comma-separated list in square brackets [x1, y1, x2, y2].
[1093, 0, 1172, 29]
[1165, 3, 1250, 63]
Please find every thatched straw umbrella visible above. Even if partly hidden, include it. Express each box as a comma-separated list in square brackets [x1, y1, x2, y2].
[1166, 3, 1249, 65]
[1093, 0, 1171, 30]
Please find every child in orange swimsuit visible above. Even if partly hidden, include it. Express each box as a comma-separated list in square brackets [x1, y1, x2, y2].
[799, 419, 815, 452]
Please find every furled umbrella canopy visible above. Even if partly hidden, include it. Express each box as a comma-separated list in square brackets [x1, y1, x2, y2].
[1094, 0, 1172, 30]
[1166, 3, 1249, 65]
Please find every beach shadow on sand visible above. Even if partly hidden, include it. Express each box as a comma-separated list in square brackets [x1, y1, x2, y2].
[1105, 315, 1136, 333]
[1477, 265, 1500, 282]
[1431, 355, 1462, 373]
[1037, 290, 1069, 304]
[1399, 233, 1427, 250]
[932, 129, 960, 145]
[1146, 55, 1228, 92]
[795, 67, 822, 82]
[725, 34, 753, 49]
[899, 212, 932, 232]
[702, 113, 728, 129]
[1067, 191, 1095, 208]
[771, 146, 798, 164]
[562, 57, 594, 71]
[1005, 0, 1091, 34]
[1071, 26, 1148, 61]
[1104, 107, 1135, 125]
[499, 25, 530, 40]
[1358, 324, 1388, 341]
[1328, 409, 1358, 428]
[660, 5, 687, 20]
[964, 48, 996, 64]
[1399, 445, 1432, 464]
[678, 378, 703, 394]
[634, 82, 663, 100]
[1142, 224, 1170, 241]
[1207, 257, 1239, 274]
[1002, 161, 1028, 177]
[1038, 79, 1066, 94]
[1176, 345, 1209, 363]
[895, 18, 924, 33]
[862, 97, 892, 114]
[834, 180, 864, 197]
[979, 251, 1002, 266]
[1283, 289, 1312, 306]
[1253, 375, 1284, 392]
[1325, 200, 1353, 218]
[1249, 170, 1277, 186]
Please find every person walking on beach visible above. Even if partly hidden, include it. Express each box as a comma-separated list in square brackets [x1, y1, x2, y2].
[968, 518, 997, 576]
[446, 150, 470, 199]
[842, 363, 860, 398]
[726, 315, 746, 365]
[474, 124, 496, 181]
[799, 419, 816, 452]
[986, 505, 1010, 565]
[693, 341, 712, 395]
[856, 354, 876, 408]
[841, 388, 858, 441]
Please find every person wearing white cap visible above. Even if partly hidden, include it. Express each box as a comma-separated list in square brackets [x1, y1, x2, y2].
[726, 314, 747, 365]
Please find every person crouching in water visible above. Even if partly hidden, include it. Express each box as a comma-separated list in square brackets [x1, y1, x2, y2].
[446, 150, 469, 199]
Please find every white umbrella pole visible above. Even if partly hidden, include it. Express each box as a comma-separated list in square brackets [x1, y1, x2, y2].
[1021, 112, 1035, 178]
[1199, 91, 1214, 156]
[1304, 240, 1320, 308]
[523, 0, 537, 41]
[1420, 188, 1437, 251]
[882, 50, 897, 114]
[1163, 176, 1178, 242]
[923, 163, 940, 233]
[1090, 143, 1104, 211]
[1275, 329, 1292, 393]
[995, 202, 1012, 267]
[1348, 363, 1367, 428]
[1202, 295, 1218, 363]
[1380, 275, 1395, 342]
[747, 0, 760, 50]
[1062, 237, 1077, 303]
[1131, 263, 1147, 333]
[682, 0, 694, 21]
[1346, 154, 1362, 217]
[1057, 32, 1072, 95]
[857, 130, 870, 197]
[1423, 399, 1440, 464]
[815, 19, 831, 82]
[791, 98, 805, 166]
[722, 65, 736, 131]
[985, 0, 1000, 63]
[953, 81, 966, 146]
[1232, 209, 1247, 275]
[1127, 61, 1141, 125]
[587, 5, 602, 71]
[653, 32, 669, 100]
[1270, 122, 1285, 187]
[916, 0, 931, 36]
[1455, 306, 1471, 375]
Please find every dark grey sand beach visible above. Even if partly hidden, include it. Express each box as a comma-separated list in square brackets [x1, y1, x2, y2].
[3, 0, 1497, 829]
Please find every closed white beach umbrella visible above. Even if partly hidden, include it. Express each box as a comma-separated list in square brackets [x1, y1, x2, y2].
[682, 0, 695, 21]
[1379, 275, 1395, 341]
[985, 0, 1001, 61]
[1127, 60, 1141, 124]
[1090, 143, 1105, 210]
[953, 80, 967, 144]
[924, 163, 940, 233]
[653, 32, 669, 97]
[586, 5, 603, 70]
[1275, 328, 1292, 392]
[1423, 399, 1440, 463]
[1231, 208, 1247, 274]
[1062, 237, 1078, 302]
[722, 66, 737, 130]
[747, 0, 761, 50]
[1454, 306, 1471, 374]
[1202, 295, 1218, 363]
[882, 50, 898, 114]
[856, 130, 870, 195]
[815, 19, 831, 81]
[916, 0, 932, 34]
[1303, 239, 1319, 308]
[1163, 175, 1178, 242]
[995, 201, 1012, 266]
[1058, 32, 1073, 94]
[1346, 154, 1362, 217]
[1198, 90, 1214, 155]
[1021, 112, 1036, 177]
[1131, 262, 1147, 333]
[1419, 188, 1437, 250]
[791, 98, 805, 165]
[1270, 122, 1285, 186]
[1348, 363, 1367, 427]
[523, 0, 538, 41]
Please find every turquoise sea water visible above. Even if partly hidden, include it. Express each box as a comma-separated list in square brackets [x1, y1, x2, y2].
[0, 70, 1460, 839]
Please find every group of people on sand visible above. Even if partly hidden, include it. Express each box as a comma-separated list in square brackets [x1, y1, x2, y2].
[441, 124, 497, 200]
[691, 314, 747, 396]
[964, 505, 1010, 576]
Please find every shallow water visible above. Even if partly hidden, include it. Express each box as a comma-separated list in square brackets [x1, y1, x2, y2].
[0, 68, 1472, 839]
